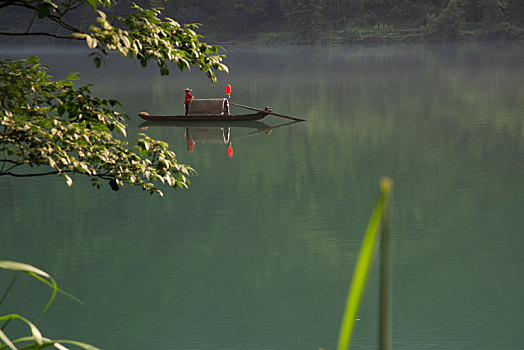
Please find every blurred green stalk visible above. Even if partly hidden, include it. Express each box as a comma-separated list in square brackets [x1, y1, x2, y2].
[337, 177, 393, 350]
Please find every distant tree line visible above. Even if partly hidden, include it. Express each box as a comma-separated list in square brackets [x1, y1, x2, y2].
[144, 0, 524, 42]
[1, 0, 523, 43]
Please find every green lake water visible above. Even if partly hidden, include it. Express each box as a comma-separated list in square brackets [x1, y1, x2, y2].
[1, 43, 524, 349]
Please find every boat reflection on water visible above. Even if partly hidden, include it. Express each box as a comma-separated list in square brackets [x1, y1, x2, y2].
[139, 120, 300, 154]
[184, 126, 230, 153]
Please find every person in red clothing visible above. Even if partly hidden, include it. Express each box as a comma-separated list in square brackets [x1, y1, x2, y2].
[184, 88, 193, 115]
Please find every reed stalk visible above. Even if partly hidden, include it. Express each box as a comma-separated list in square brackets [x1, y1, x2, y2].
[337, 177, 393, 350]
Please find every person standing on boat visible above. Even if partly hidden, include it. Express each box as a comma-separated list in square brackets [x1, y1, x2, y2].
[184, 88, 193, 115]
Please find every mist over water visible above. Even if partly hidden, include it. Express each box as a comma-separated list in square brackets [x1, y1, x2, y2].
[2, 43, 524, 350]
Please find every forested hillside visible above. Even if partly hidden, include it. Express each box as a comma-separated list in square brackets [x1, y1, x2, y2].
[158, 0, 524, 43]
[2, 0, 524, 44]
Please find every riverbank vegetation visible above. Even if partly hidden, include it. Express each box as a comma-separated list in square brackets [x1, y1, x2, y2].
[112, 0, 524, 44]
[2, 0, 523, 46]
[178, 0, 524, 44]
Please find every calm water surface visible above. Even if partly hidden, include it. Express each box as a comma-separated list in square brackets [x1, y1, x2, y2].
[1, 43, 524, 349]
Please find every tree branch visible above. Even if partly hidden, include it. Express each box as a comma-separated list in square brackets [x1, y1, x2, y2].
[0, 170, 61, 177]
[0, 31, 80, 39]
[0, 169, 127, 181]
[47, 12, 84, 33]
[0, 159, 22, 173]
[26, 7, 37, 32]
[3, 1, 85, 34]
[0, 0, 18, 10]
[6, 1, 38, 12]
[59, 1, 83, 17]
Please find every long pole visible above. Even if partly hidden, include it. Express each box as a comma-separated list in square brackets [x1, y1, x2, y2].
[230, 102, 306, 122]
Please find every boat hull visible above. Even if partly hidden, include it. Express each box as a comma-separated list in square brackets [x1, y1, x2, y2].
[138, 111, 269, 122]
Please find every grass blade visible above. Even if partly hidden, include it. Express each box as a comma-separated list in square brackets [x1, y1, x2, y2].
[2, 336, 100, 350]
[0, 274, 19, 308]
[0, 328, 17, 350]
[0, 315, 43, 346]
[50, 340, 100, 350]
[0, 262, 96, 350]
[27, 273, 58, 323]
[337, 178, 393, 350]
[0, 261, 58, 323]
[11, 337, 100, 350]
[0, 262, 50, 279]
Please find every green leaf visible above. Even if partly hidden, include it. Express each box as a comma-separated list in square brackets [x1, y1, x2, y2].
[86, 36, 97, 49]
[36, 3, 52, 18]
[96, 10, 107, 21]
[64, 174, 73, 187]
[121, 35, 131, 48]
[71, 33, 88, 40]
[65, 72, 79, 81]
[85, 0, 98, 10]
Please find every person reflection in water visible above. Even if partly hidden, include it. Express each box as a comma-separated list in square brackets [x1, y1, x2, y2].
[184, 88, 193, 116]
[185, 127, 195, 153]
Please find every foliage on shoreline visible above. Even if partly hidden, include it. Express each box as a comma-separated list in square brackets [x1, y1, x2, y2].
[215, 28, 523, 46]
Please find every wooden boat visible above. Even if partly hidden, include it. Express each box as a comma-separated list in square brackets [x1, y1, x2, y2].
[138, 98, 271, 122]
[138, 110, 270, 122]
[139, 120, 273, 129]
